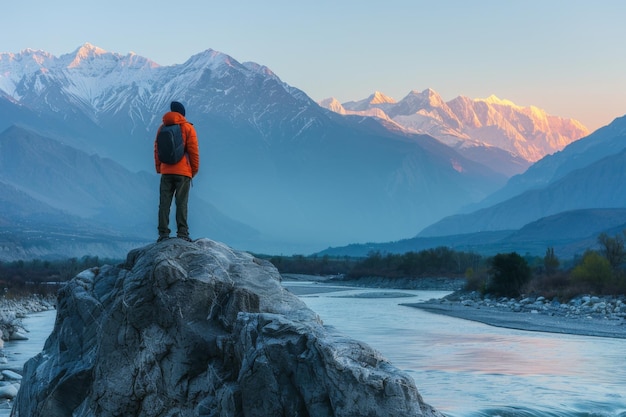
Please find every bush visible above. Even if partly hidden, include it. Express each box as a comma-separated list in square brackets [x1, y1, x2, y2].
[486, 252, 531, 297]
[571, 250, 613, 293]
[524, 271, 576, 300]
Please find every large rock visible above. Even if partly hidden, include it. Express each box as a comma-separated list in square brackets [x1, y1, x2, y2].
[12, 238, 443, 417]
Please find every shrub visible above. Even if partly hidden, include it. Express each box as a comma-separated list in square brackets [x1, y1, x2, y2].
[571, 250, 612, 293]
[486, 252, 531, 297]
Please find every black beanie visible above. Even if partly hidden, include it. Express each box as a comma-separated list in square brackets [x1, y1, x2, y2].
[170, 101, 186, 116]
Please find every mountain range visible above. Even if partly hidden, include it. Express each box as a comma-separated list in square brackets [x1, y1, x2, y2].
[320, 115, 626, 258]
[0, 43, 618, 260]
[320, 90, 589, 176]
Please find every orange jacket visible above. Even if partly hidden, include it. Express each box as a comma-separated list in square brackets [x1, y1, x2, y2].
[154, 111, 200, 178]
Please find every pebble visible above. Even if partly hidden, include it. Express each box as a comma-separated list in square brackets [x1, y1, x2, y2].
[1, 371, 21, 381]
[442, 291, 626, 324]
[0, 294, 56, 404]
[0, 384, 18, 400]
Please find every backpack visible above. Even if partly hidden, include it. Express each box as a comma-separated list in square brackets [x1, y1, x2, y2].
[156, 124, 185, 164]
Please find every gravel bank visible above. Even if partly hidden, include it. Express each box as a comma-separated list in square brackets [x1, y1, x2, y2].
[407, 291, 626, 339]
[283, 274, 626, 339]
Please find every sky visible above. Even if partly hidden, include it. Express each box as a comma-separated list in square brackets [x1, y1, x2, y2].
[2, 0, 625, 131]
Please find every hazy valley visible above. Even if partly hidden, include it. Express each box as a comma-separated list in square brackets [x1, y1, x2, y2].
[0, 43, 623, 260]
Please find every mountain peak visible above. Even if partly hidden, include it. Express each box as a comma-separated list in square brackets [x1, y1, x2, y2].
[318, 97, 346, 113]
[369, 91, 396, 104]
[67, 43, 110, 68]
[478, 94, 517, 107]
[75, 42, 106, 55]
[400, 88, 445, 108]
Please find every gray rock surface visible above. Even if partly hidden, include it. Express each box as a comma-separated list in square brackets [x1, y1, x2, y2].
[12, 238, 443, 417]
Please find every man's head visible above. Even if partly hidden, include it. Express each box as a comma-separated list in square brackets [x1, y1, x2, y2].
[171, 101, 186, 116]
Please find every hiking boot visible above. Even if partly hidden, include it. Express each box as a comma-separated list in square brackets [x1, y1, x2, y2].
[157, 235, 170, 243]
[177, 235, 192, 242]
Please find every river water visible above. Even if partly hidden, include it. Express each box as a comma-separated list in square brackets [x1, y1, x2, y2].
[285, 282, 626, 417]
[0, 309, 57, 416]
[3, 285, 626, 417]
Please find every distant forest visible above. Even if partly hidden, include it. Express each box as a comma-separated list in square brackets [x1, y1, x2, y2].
[1, 231, 625, 301]
[264, 231, 626, 300]
[0, 256, 117, 298]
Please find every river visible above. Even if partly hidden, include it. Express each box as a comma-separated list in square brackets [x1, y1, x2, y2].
[3, 284, 626, 417]
[0, 308, 57, 416]
[285, 281, 626, 417]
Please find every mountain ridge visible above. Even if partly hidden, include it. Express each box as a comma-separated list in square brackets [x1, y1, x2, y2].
[317, 115, 626, 258]
[0, 44, 509, 255]
[0, 43, 612, 257]
[420, 114, 626, 237]
[320, 89, 589, 176]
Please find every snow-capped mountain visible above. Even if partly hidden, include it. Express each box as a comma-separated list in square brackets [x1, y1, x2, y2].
[321, 89, 589, 176]
[418, 114, 626, 237]
[318, 114, 626, 259]
[0, 43, 513, 256]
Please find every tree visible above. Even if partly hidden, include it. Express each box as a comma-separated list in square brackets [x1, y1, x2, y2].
[543, 247, 560, 275]
[597, 231, 626, 269]
[571, 250, 612, 292]
[487, 252, 532, 297]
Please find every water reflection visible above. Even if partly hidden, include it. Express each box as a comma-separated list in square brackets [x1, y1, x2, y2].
[2, 309, 56, 369]
[285, 282, 626, 417]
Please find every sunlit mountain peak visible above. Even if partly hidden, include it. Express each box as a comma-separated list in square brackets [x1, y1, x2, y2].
[318, 97, 346, 114]
[369, 91, 396, 104]
[67, 43, 109, 68]
[478, 94, 517, 107]
[405, 88, 445, 107]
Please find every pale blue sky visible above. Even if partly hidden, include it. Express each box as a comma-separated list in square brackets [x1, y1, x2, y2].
[2, 0, 625, 131]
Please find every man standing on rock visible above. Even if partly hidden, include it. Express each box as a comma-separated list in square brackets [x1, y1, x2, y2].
[154, 101, 200, 242]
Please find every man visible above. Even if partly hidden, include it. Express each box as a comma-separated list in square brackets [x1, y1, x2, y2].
[154, 101, 200, 242]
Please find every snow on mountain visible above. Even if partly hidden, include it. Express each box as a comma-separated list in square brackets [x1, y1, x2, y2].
[1, 43, 155, 104]
[320, 89, 590, 170]
[0, 43, 511, 255]
[417, 114, 626, 238]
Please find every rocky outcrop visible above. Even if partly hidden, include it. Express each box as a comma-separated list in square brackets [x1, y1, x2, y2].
[12, 238, 443, 417]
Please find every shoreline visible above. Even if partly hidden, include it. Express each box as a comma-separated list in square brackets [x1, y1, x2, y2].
[281, 274, 626, 339]
[406, 301, 626, 339]
[0, 295, 56, 343]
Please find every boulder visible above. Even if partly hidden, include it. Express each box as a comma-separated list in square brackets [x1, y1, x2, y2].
[12, 238, 443, 417]
[1, 370, 21, 381]
[0, 383, 18, 399]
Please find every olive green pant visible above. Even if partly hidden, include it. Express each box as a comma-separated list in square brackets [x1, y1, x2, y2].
[158, 174, 191, 238]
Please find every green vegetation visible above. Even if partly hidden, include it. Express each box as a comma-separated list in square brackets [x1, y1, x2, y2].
[265, 230, 626, 301]
[485, 252, 532, 297]
[4, 230, 626, 302]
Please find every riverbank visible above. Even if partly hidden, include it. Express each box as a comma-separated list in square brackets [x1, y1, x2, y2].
[282, 273, 466, 291]
[0, 296, 56, 410]
[406, 291, 626, 339]
[282, 274, 626, 339]
[0, 295, 56, 343]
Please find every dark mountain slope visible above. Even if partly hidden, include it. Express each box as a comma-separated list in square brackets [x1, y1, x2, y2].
[0, 126, 259, 253]
[469, 115, 626, 211]
[319, 208, 626, 258]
